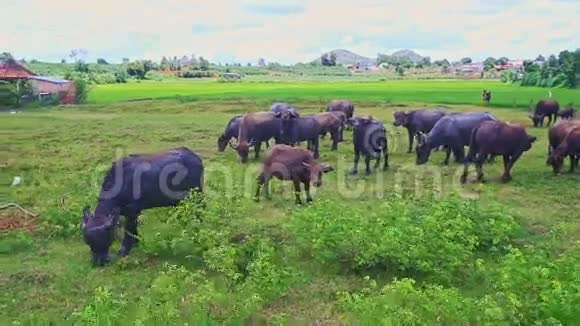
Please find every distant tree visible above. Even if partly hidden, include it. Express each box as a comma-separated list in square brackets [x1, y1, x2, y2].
[535, 55, 545, 62]
[495, 57, 509, 65]
[29, 59, 39, 64]
[258, 58, 266, 66]
[190, 54, 198, 65]
[180, 55, 189, 64]
[376, 53, 390, 65]
[126, 60, 155, 79]
[460, 57, 472, 64]
[96, 58, 109, 65]
[74, 60, 89, 73]
[434, 59, 450, 67]
[19, 58, 27, 64]
[61, 58, 67, 64]
[68, 48, 88, 62]
[247, 62, 252, 67]
[420, 56, 431, 67]
[199, 56, 210, 71]
[321, 53, 337, 66]
[160, 56, 169, 70]
[122, 58, 130, 64]
[547, 54, 558, 67]
[0, 52, 15, 63]
[395, 64, 405, 76]
[483, 57, 497, 70]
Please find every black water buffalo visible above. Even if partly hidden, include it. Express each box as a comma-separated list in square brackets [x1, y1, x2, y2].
[255, 145, 334, 204]
[217, 115, 269, 152]
[530, 99, 560, 127]
[461, 121, 536, 183]
[482, 90, 492, 105]
[557, 106, 575, 120]
[230, 112, 282, 163]
[271, 102, 299, 116]
[546, 120, 580, 173]
[327, 100, 355, 119]
[393, 109, 447, 153]
[276, 110, 321, 158]
[347, 116, 389, 175]
[416, 112, 497, 165]
[82, 147, 203, 266]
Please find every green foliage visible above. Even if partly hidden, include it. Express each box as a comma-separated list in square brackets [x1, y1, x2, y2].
[74, 78, 91, 104]
[78, 286, 126, 325]
[0, 231, 34, 254]
[339, 278, 508, 325]
[181, 70, 214, 78]
[291, 195, 518, 283]
[461, 57, 473, 64]
[517, 49, 579, 88]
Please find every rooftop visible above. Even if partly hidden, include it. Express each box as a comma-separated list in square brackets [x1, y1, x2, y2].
[30, 76, 71, 84]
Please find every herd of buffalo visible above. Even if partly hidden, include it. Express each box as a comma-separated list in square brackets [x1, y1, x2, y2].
[81, 97, 577, 266]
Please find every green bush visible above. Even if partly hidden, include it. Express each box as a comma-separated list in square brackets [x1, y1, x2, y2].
[290, 194, 518, 283]
[0, 231, 34, 254]
[74, 79, 91, 104]
[339, 278, 508, 325]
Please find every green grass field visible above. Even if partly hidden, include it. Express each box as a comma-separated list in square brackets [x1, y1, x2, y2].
[90, 79, 579, 109]
[2, 81, 580, 324]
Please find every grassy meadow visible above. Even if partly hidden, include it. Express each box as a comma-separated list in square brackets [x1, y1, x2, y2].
[89, 79, 579, 109]
[2, 81, 580, 324]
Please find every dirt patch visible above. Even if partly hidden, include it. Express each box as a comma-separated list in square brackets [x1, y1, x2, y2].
[0, 210, 37, 232]
[4, 271, 52, 285]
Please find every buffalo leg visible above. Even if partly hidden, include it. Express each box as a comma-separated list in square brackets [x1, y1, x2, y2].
[453, 146, 465, 163]
[351, 151, 360, 175]
[365, 156, 372, 175]
[254, 142, 262, 160]
[502, 153, 521, 182]
[443, 146, 452, 165]
[304, 181, 313, 203]
[119, 215, 139, 257]
[339, 127, 344, 142]
[265, 140, 270, 149]
[330, 129, 338, 151]
[293, 180, 302, 205]
[461, 160, 469, 184]
[407, 129, 414, 153]
[255, 173, 270, 201]
[569, 155, 577, 173]
[320, 131, 327, 139]
[475, 151, 487, 182]
[383, 147, 389, 170]
[311, 137, 320, 159]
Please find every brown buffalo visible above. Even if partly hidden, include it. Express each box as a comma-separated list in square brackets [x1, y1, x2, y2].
[230, 112, 281, 163]
[547, 121, 580, 173]
[461, 121, 536, 183]
[313, 112, 344, 150]
[255, 145, 334, 204]
[327, 100, 355, 119]
[530, 99, 560, 127]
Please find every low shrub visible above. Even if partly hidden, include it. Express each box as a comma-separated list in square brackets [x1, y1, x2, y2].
[0, 231, 34, 254]
[290, 194, 519, 283]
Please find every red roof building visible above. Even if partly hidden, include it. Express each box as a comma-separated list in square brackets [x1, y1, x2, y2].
[0, 61, 37, 80]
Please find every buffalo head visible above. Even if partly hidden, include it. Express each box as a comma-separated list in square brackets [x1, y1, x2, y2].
[217, 134, 228, 152]
[229, 139, 255, 163]
[302, 161, 334, 187]
[415, 132, 431, 165]
[393, 111, 409, 127]
[82, 207, 120, 266]
[546, 146, 565, 174]
[529, 114, 544, 128]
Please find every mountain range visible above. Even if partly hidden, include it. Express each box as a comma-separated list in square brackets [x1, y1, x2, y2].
[313, 49, 426, 66]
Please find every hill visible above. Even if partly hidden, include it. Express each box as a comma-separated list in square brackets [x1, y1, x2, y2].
[313, 49, 375, 66]
[391, 49, 425, 63]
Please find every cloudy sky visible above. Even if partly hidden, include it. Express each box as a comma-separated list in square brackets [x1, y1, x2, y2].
[2, 0, 578, 64]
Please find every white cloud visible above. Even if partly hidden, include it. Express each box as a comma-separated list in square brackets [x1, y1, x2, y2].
[1, 0, 578, 63]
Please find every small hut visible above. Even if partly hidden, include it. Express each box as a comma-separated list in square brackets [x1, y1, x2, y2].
[29, 76, 77, 104]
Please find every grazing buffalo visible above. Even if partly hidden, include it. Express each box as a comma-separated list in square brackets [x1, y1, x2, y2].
[557, 106, 575, 120]
[546, 121, 580, 173]
[255, 145, 334, 204]
[416, 112, 497, 165]
[230, 112, 281, 163]
[347, 116, 389, 175]
[271, 102, 299, 116]
[482, 90, 492, 105]
[313, 112, 344, 150]
[461, 121, 536, 183]
[276, 110, 321, 158]
[327, 100, 355, 119]
[82, 147, 203, 266]
[217, 116, 269, 152]
[530, 99, 560, 127]
[393, 109, 447, 153]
